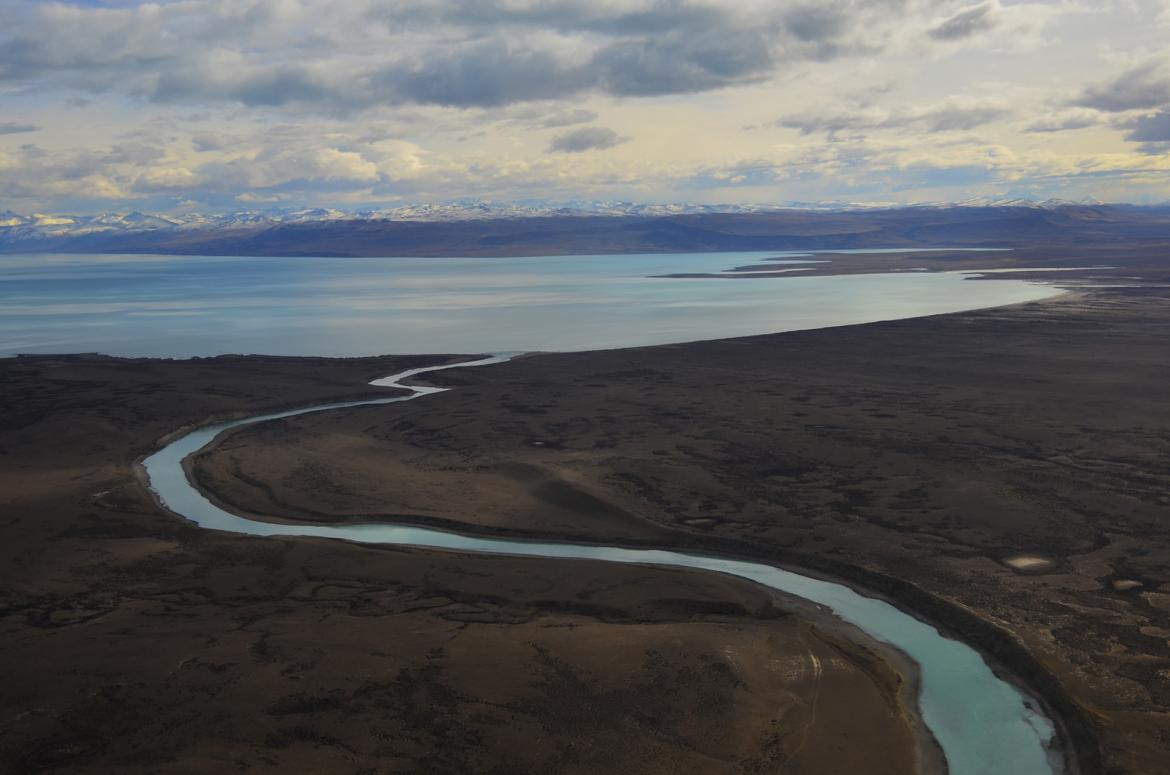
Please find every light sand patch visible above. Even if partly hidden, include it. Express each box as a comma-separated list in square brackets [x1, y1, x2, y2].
[1003, 555, 1055, 572]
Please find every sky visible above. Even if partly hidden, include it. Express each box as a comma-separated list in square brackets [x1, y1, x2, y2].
[2, 0, 1170, 214]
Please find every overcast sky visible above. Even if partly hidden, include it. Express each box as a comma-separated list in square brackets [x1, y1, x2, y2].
[2, 0, 1170, 213]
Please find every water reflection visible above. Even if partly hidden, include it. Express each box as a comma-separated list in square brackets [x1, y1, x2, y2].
[0, 251, 1060, 357]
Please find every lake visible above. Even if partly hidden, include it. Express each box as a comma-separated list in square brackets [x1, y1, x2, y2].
[0, 250, 1058, 357]
[7, 248, 1066, 773]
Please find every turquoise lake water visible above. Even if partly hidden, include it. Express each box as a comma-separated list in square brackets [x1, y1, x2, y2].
[0, 250, 1057, 357]
[11, 248, 1068, 772]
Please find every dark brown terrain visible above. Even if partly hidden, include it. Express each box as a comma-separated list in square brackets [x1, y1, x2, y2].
[0, 355, 927, 773]
[2, 242, 1168, 774]
[191, 253, 1170, 774]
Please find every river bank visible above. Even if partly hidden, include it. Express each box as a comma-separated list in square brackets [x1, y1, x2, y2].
[0, 354, 928, 773]
[191, 283, 1170, 773]
[4, 246, 1169, 771]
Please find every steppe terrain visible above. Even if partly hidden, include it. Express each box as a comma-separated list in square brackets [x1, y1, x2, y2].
[0, 354, 924, 773]
[3, 244, 1169, 773]
[193, 250, 1170, 773]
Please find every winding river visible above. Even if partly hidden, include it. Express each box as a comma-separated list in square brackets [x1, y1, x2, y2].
[142, 353, 1065, 775]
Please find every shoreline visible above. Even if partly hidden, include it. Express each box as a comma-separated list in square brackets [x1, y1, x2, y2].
[14, 271, 1170, 769]
[172, 281, 1142, 771]
[3, 278, 1075, 367]
[1, 247, 1086, 362]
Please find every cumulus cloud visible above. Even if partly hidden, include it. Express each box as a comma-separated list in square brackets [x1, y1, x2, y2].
[1124, 111, 1170, 142]
[0, 126, 420, 208]
[589, 27, 777, 97]
[548, 127, 627, 153]
[196, 144, 385, 192]
[305, 148, 381, 182]
[1076, 60, 1170, 113]
[134, 167, 198, 193]
[373, 46, 585, 108]
[0, 0, 1030, 113]
[2, 0, 1162, 210]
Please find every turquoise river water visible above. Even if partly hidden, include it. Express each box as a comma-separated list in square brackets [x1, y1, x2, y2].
[142, 355, 1065, 775]
[1, 248, 1072, 773]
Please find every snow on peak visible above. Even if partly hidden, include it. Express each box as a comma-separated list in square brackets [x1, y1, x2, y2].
[0, 197, 1135, 245]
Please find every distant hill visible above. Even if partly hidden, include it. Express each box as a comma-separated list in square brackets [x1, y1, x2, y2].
[3, 202, 1170, 256]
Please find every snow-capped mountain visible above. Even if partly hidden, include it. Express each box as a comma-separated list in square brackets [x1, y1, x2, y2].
[0, 202, 773, 244]
[0, 197, 1122, 246]
[3, 197, 1159, 258]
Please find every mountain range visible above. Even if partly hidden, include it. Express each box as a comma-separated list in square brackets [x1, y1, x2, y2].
[2, 199, 1167, 257]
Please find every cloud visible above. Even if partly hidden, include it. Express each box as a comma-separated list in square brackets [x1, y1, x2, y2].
[371, 0, 739, 40]
[590, 29, 776, 97]
[1124, 111, 1170, 142]
[196, 143, 386, 191]
[693, 160, 783, 188]
[928, 1, 1001, 41]
[377, 46, 590, 108]
[306, 148, 381, 182]
[148, 58, 338, 108]
[783, 5, 850, 43]
[1, 1, 1158, 211]
[778, 98, 1010, 137]
[0, 125, 427, 209]
[921, 103, 1008, 132]
[548, 126, 626, 153]
[892, 163, 1001, 190]
[0, 1, 1015, 113]
[534, 108, 598, 129]
[134, 166, 198, 193]
[192, 133, 226, 152]
[1076, 60, 1170, 113]
[235, 191, 289, 203]
[1025, 109, 1100, 133]
[0, 122, 40, 135]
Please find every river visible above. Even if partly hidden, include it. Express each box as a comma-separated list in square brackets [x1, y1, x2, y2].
[142, 354, 1065, 775]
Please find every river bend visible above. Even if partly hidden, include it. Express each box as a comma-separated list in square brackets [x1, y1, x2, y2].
[142, 354, 1062, 775]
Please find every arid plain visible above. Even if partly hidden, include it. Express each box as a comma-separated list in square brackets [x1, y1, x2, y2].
[1, 357, 929, 773]
[3, 245, 1169, 773]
